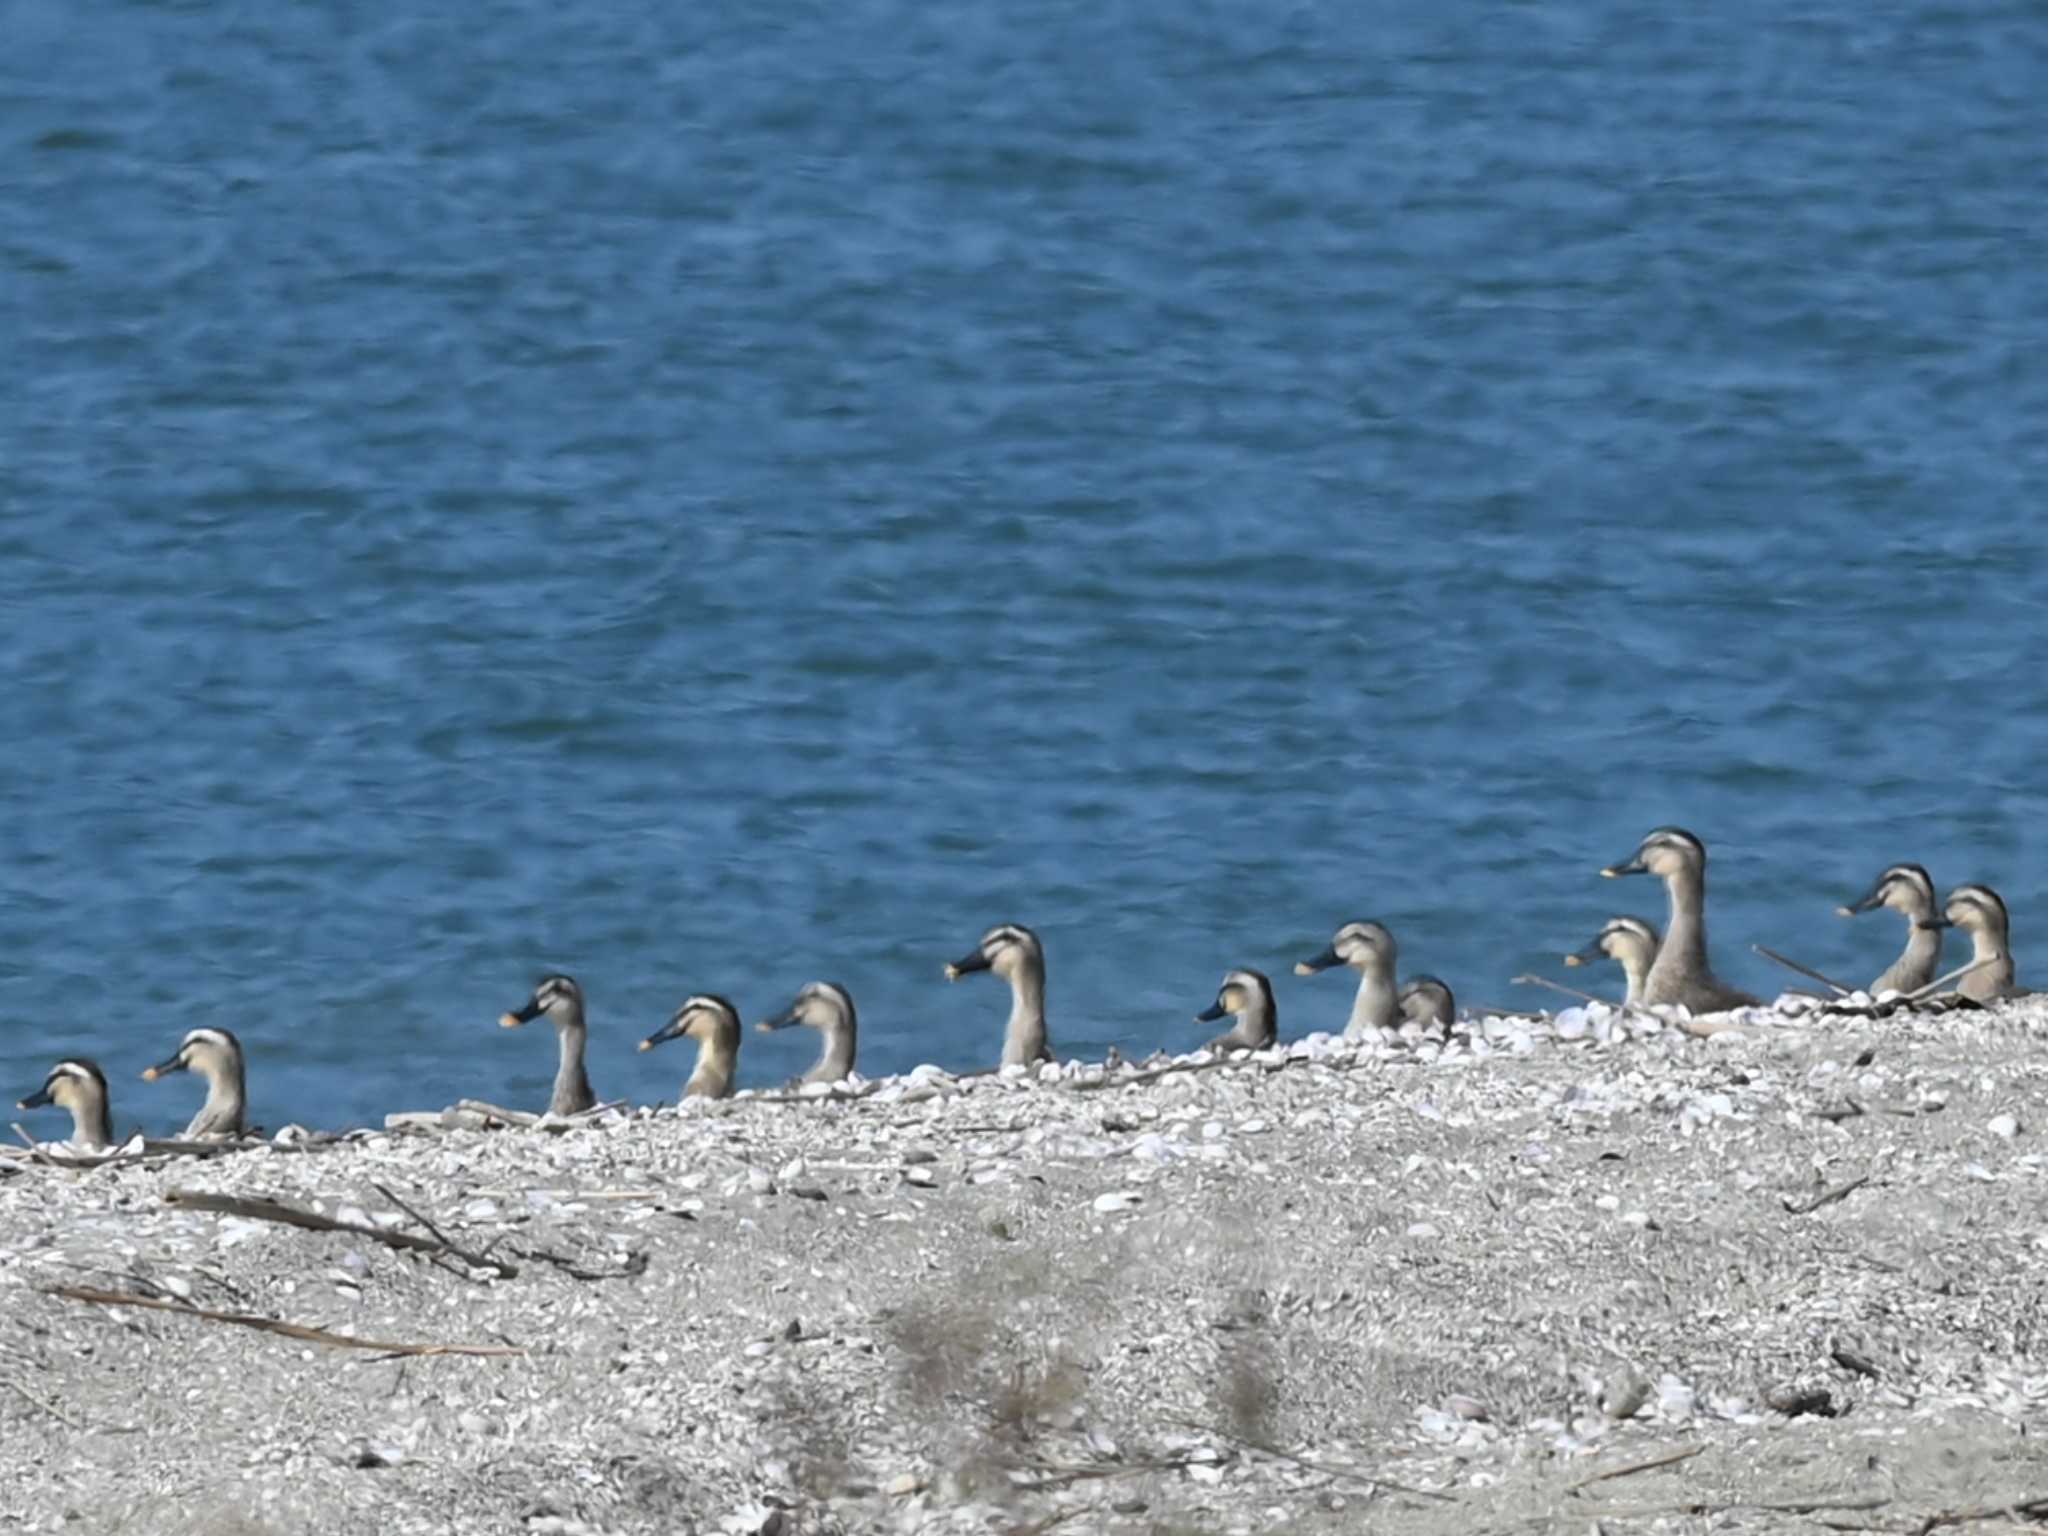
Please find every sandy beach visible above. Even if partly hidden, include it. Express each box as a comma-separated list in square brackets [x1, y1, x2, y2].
[6, 999, 2048, 1536]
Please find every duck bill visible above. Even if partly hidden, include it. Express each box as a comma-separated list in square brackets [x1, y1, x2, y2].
[18, 1086, 55, 1110]
[1194, 1000, 1230, 1023]
[639, 1018, 687, 1053]
[499, 998, 545, 1029]
[944, 950, 992, 981]
[755, 1007, 800, 1033]
[1918, 918, 1953, 931]
[140, 1054, 185, 1081]
[1600, 856, 1647, 878]
[1293, 946, 1343, 976]
[1564, 939, 1606, 967]
[1836, 885, 1886, 917]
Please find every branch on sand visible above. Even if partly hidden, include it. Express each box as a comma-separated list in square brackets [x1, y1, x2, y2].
[513, 1246, 651, 1282]
[1911, 1494, 2048, 1534]
[164, 1188, 518, 1280]
[1751, 945, 1854, 998]
[1566, 1443, 1704, 1490]
[1782, 1170, 1876, 1216]
[43, 1285, 522, 1358]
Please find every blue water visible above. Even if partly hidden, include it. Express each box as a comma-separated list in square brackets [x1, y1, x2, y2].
[4, 1, 2045, 1135]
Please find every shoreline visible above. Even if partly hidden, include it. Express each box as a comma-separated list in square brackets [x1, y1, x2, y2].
[6, 998, 2048, 1534]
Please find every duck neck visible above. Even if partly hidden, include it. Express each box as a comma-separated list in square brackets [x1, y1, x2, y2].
[74, 1095, 115, 1151]
[1657, 866, 1710, 977]
[1619, 948, 1656, 1007]
[1002, 963, 1050, 1066]
[1957, 921, 2007, 991]
[808, 1020, 858, 1083]
[1346, 966, 1399, 1033]
[194, 1062, 246, 1137]
[686, 1037, 737, 1099]
[1897, 918, 1944, 982]
[1233, 995, 1277, 1049]
[550, 1023, 596, 1116]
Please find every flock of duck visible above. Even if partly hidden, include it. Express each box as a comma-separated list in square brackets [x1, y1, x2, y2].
[14, 827, 2025, 1153]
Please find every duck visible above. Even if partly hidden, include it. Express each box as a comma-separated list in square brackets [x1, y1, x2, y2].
[17, 1059, 115, 1150]
[1398, 974, 1457, 1032]
[141, 1027, 247, 1139]
[944, 923, 1052, 1067]
[1563, 916, 1662, 1007]
[1836, 863, 1945, 996]
[498, 974, 597, 1116]
[1600, 827, 1760, 1014]
[1194, 968, 1278, 1052]
[757, 981, 858, 1086]
[1943, 884, 2019, 1002]
[640, 994, 743, 1099]
[1294, 920, 1401, 1036]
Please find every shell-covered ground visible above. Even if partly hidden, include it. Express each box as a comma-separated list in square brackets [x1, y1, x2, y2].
[5, 1000, 2048, 1536]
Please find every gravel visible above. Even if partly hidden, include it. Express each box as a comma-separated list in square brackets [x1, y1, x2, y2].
[7, 995, 2048, 1534]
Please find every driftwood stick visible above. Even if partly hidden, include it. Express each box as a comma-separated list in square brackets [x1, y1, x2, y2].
[372, 1182, 460, 1251]
[1513, 974, 1612, 1008]
[1912, 1494, 2048, 1534]
[1783, 1171, 1875, 1216]
[164, 1189, 517, 1280]
[2, 1373, 82, 1429]
[513, 1246, 651, 1282]
[1751, 946, 1854, 998]
[1907, 958, 1996, 1002]
[9, 1124, 56, 1168]
[44, 1285, 522, 1358]
[369, 1182, 515, 1281]
[1568, 1443, 1705, 1491]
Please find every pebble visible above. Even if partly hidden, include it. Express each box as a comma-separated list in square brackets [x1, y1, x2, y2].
[1601, 1368, 1650, 1420]
[1990, 1114, 2021, 1139]
[902, 1166, 936, 1188]
[1093, 1191, 1143, 1214]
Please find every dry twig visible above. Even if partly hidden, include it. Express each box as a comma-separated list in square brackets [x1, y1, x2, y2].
[1783, 1171, 1875, 1216]
[1751, 945, 1854, 998]
[165, 1188, 518, 1280]
[44, 1285, 522, 1358]
[1908, 1495, 2048, 1533]
[513, 1246, 651, 1282]
[1567, 1443, 1704, 1491]
[2, 1374, 81, 1429]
